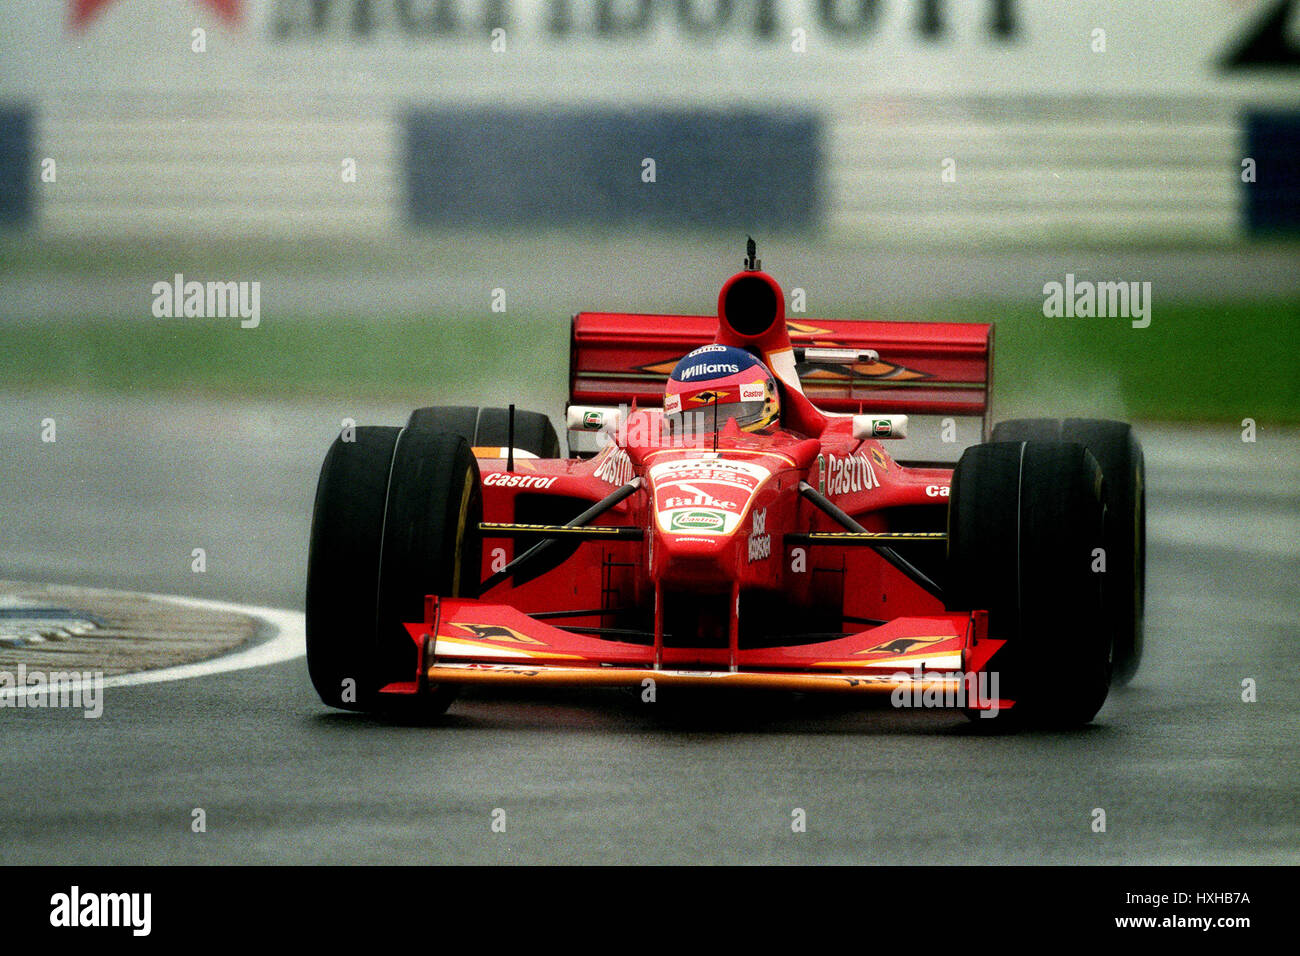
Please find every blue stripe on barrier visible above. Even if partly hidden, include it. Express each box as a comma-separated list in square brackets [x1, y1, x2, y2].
[0, 106, 33, 227]
[1244, 111, 1300, 234]
[404, 109, 822, 230]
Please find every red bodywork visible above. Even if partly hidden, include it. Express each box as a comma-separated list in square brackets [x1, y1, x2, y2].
[382, 269, 1009, 713]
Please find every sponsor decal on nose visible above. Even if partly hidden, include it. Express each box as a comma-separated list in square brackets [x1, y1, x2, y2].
[669, 509, 727, 532]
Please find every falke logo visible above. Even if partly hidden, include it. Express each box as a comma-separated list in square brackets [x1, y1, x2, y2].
[70, 0, 239, 29]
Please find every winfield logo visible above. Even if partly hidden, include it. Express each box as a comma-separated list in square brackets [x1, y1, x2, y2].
[50, 886, 151, 936]
[151, 273, 261, 329]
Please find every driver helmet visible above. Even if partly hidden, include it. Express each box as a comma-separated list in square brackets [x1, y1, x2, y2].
[663, 344, 780, 433]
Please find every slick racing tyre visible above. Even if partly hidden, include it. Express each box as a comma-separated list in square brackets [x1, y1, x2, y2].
[305, 425, 400, 711]
[947, 440, 1110, 727]
[373, 420, 484, 715]
[992, 418, 1145, 685]
[988, 418, 1061, 444]
[406, 406, 561, 459]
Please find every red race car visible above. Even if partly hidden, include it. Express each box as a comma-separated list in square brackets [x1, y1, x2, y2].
[306, 242, 1145, 727]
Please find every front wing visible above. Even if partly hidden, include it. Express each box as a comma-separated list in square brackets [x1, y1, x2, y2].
[379, 597, 1011, 713]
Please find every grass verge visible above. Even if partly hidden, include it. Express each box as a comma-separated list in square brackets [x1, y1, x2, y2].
[1, 301, 1296, 423]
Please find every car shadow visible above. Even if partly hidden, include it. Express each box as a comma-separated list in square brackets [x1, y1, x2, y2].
[307, 685, 1118, 738]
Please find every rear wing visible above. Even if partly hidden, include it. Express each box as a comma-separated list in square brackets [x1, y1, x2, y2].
[569, 312, 994, 462]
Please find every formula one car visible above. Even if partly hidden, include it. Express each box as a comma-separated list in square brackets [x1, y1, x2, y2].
[306, 241, 1145, 727]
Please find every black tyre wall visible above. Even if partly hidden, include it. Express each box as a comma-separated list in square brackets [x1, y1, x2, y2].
[947, 440, 1109, 725]
[991, 417, 1145, 685]
[407, 406, 561, 459]
[1063, 419, 1146, 685]
[374, 428, 483, 686]
[474, 407, 562, 459]
[305, 426, 400, 710]
[990, 418, 1063, 444]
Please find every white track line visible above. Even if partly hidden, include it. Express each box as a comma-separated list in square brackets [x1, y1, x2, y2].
[2, 592, 304, 700]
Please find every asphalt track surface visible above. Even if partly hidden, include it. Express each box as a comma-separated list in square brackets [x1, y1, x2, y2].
[0, 395, 1296, 864]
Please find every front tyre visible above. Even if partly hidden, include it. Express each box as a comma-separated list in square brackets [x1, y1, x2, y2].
[947, 440, 1110, 727]
[374, 424, 484, 714]
[992, 417, 1145, 685]
[305, 426, 400, 711]
[1063, 419, 1145, 686]
[406, 406, 561, 459]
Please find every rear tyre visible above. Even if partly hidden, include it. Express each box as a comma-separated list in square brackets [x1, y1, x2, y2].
[989, 418, 1062, 444]
[305, 426, 400, 711]
[374, 422, 484, 715]
[406, 406, 561, 459]
[947, 440, 1110, 727]
[992, 418, 1145, 685]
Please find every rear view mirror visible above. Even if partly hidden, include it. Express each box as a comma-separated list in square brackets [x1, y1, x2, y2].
[853, 414, 908, 440]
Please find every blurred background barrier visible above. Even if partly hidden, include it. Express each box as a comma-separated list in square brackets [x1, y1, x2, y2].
[0, 93, 1283, 241]
[828, 97, 1242, 243]
[1245, 110, 1300, 235]
[1, 0, 1297, 243]
[0, 106, 33, 227]
[0, 2, 1296, 425]
[31, 96, 401, 236]
[12, 95, 1256, 241]
[404, 108, 822, 229]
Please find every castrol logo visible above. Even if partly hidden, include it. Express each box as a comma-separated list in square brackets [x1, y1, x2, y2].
[483, 472, 558, 489]
[825, 453, 879, 496]
[593, 446, 635, 486]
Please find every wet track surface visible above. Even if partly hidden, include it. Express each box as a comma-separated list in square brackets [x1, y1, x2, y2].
[0, 396, 1296, 864]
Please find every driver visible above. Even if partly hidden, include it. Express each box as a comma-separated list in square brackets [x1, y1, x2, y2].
[663, 344, 780, 434]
